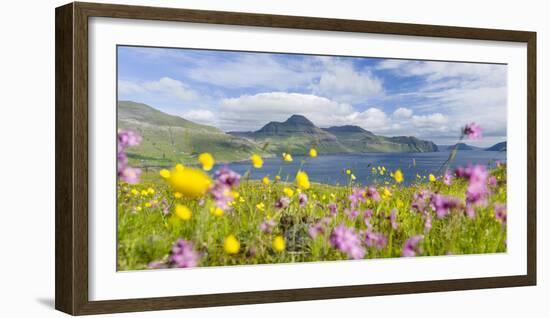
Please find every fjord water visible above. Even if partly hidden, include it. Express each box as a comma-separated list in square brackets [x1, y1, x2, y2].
[224, 150, 506, 186]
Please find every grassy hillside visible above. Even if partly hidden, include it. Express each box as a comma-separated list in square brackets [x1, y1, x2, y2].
[118, 101, 265, 166]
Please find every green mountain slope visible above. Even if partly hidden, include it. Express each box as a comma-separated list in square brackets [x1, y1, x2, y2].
[323, 126, 438, 153]
[231, 115, 349, 154]
[118, 101, 264, 166]
[229, 115, 438, 154]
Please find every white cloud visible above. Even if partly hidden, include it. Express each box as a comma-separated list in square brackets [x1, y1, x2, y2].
[182, 109, 217, 126]
[412, 113, 448, 130]
[218, 92, 353, 130]
[215, 92, 447, 137]
[376, 59, 507, 144]
[311, 60, 383, 102]
[186, 54, 320, 90]
[142, 77, 198, 101]
[118, 80, 144, 95]
[377, 60, 506, 86]
[119, 77, 198, 102]
[392, 107, 413, 119]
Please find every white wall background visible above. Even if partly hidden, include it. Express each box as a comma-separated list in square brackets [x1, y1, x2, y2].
[0, 0, 546, 317]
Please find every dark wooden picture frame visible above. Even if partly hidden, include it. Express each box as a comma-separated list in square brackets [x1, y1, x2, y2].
[55, 2, 537, 315]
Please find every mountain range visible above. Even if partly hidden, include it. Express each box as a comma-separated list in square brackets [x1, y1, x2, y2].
[438, 142, 507, 152]
[121, 101, 513, 166]
[229, 115, 438, 154]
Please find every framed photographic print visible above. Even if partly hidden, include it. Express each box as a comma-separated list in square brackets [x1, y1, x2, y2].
[55, 2, 536, 315]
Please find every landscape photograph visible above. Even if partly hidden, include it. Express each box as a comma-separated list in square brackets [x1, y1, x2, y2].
[116, 46, 508, 270]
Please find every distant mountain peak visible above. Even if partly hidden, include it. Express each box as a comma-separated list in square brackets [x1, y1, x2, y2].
[254, 114, 321, 135]
[284, 114, 315, 126]
[323, 125, 372, 134]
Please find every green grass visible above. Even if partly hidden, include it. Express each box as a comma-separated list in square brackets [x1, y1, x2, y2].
[117, 165, 507, 270]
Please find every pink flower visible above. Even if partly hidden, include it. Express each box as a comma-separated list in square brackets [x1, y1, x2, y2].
[210, 167, 241, 210]
[118, 129, 142, 150]
[327, 203, 338, 215]
[168, 239, 200, 268]
[117, 129, 142, 184]
[366, 186, 381, 202]
[344, 208, 360, 220]
[330, 224, 365, 260]
[463, 122, 482, 140]
[494, 203, 507, 224]
[308, 217, 331, 239]
[423, 211, 432, 233]
[443, 171, 453, 186]
[389, 208, 399, 230]
[298, 193, 308, 207]
[430, 194, 461, 219]
[275, 196, 291, 209]
[402, 235, 423, 257]
[119, 166, 141, 184]
[348, 187, 366, 207]
[364, 230, 387, 250]
[260, 219, 276, 233]
[411, 189, 432, 213]
[363, 209, 373, 228]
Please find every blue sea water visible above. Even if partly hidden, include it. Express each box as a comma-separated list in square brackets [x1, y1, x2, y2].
[223, 150, 506, 186]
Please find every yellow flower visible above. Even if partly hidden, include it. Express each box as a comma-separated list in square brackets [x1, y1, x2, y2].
[173, 192, 183, 199]
[394, 169, 404, 184]
[275, 175, 281, 182]
[429, 174, 437, 182]
[256, 202, 265, 211]
[351, 174, 356, 181]
[147, 187, 155, 195]
[131, 189, 139, 196]
[272, 235, 286, 252]
[198, 153, 215, 171]
[296, 171, 311, 190]
[262, 176, 270, 185]
[135, 206, 142, 212]
[145, 202, 152, 208]
[283, 187, 294, 197]
[166, 166, 212, 198]
[231, 191, 240, 199]
[282, 153, 293, 162]
[382, 187, 392, 200]
[396, 198, 404, 208]
[140, 190, 148, 196]
[174, 204, 192, 221]
[159, 169, 171, 179]
[175, 163, 185, 172]
[250, 154, 263, 168]
[346, 169, 351, 175]
[309, 148, 318, 158]
[210, 206, 224, 217]
[223, 235, 240, 254]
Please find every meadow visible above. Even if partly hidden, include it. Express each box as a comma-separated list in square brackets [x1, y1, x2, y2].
[116, 126, 507, 270]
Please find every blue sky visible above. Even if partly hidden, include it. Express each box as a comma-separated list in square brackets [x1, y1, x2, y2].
[118, 46, 507, 146]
